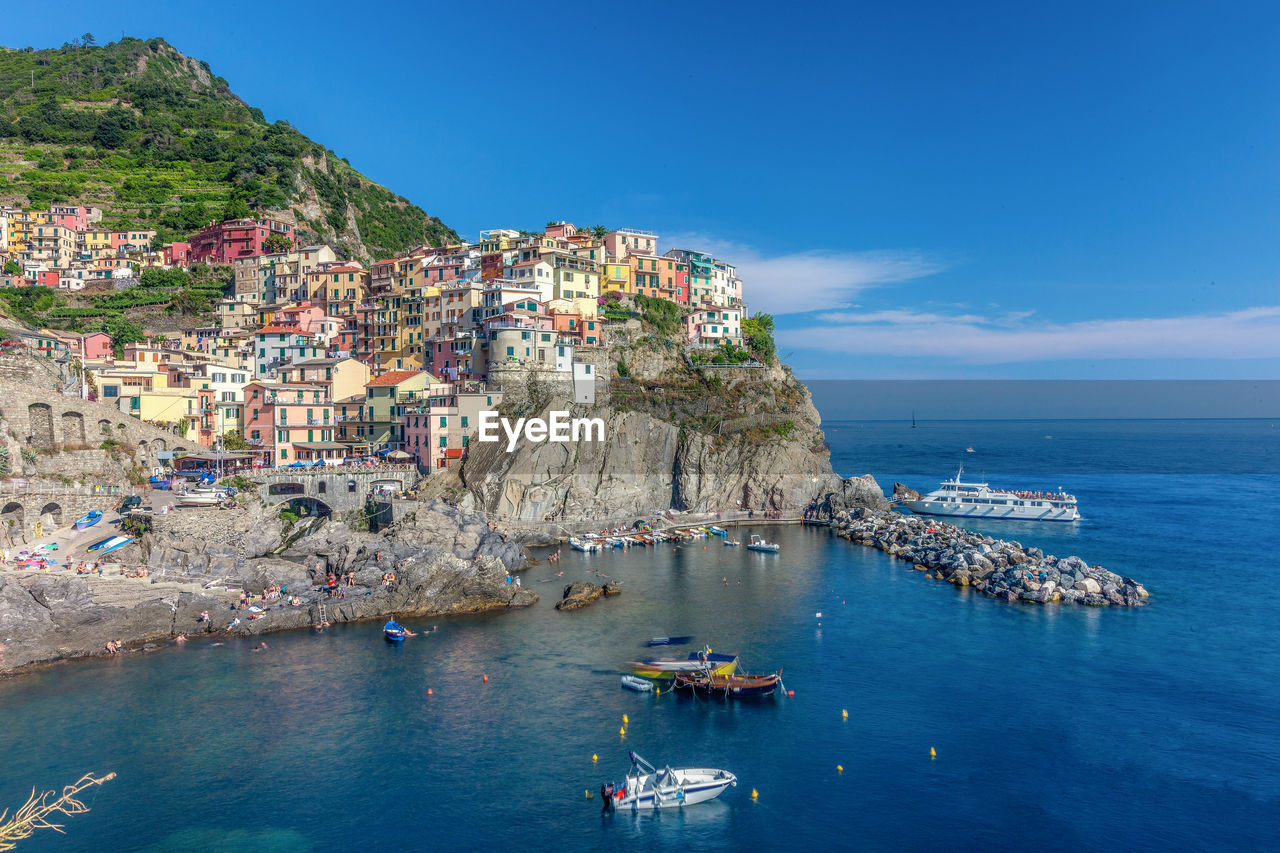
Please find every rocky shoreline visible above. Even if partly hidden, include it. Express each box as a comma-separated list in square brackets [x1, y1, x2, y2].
[0, 500, 539, 675]
[829, 508, 1149, 606]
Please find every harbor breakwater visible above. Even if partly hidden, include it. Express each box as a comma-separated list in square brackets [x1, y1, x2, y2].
[829, 508, 1150, 606]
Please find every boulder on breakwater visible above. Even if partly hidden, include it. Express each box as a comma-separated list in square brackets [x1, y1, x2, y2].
[828, 508, 1149, 606]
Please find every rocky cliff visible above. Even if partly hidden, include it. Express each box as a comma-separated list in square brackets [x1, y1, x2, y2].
[457, 340, 887, 526]
[0, 499, 535, 673]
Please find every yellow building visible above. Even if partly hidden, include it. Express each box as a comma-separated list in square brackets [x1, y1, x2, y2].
[601, 262, 634, 296]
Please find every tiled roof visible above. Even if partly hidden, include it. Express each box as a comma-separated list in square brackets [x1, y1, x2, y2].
[367, 369, 424, 387]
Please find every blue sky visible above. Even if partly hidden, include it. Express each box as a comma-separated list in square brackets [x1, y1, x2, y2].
[8, 1, 1280, 378]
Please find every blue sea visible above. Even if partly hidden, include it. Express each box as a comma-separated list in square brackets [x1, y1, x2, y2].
[1, 419, 1278, 851]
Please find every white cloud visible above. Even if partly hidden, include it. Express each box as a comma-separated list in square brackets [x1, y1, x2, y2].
[777, 305, 1280, 362]
[661, 232, 943, 315]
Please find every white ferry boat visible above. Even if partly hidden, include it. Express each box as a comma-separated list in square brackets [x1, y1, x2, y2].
[901, 467, 1080, 522]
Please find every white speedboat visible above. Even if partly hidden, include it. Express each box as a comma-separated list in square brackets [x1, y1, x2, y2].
[746, 535, 780, 553]
[177, 488, 229, 507]
[605, 751, 737, 810]
[902, 466, 1080, 522]
[570, 537, 600, 553]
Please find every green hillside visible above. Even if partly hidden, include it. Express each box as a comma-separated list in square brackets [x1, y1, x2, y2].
[0, 37, 456, 259]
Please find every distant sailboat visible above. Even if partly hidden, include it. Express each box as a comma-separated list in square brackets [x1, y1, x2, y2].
[911, 410, 918, 429]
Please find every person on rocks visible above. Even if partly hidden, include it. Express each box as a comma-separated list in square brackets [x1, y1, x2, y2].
[105, 640, 118, 654]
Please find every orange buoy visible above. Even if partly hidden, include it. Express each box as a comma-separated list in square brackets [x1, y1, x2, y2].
[427, 687, 433, 695]
[786, 690, 794, 696]
[483, 674, 489, 683]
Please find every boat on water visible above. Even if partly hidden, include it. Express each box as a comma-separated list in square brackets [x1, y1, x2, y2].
[602, 751, 737, 811]
[901, 466, 1081, 522]
[645, 636, 693, 647]
[384, 620, 414, 641]
[745, 535, 780, 553]
[675, 669, 781, 698]
[86, 535, 134, 554]
[621, 674, 655, 692]
[723, 539, 740, 547]
[72, 510, 102, 530]
[628, 648, 738, 681]
[570, 537, 601, 553]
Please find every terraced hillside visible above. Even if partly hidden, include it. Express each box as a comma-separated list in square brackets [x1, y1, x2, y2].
[0, 37, 456, 259]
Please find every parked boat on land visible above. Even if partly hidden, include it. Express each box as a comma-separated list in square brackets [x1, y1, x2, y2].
[901, 466, 1081, 522]
[708, 526, 727, 537]
[602, 751, 737, 811]
[86, 535, 134, 554]
[675, 669, 781, 698]
[148, 476, 173, 490]
[746, 535, 780, 553]
[72, 510, 102, 530]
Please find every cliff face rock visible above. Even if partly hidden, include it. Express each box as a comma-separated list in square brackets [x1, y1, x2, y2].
[460, 359, 887, 524]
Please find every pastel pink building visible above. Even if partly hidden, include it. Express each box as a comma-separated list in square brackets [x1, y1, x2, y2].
[164, 242, 191, 266]
[83, 332, 113, 360]
[189, 218, 295, 265]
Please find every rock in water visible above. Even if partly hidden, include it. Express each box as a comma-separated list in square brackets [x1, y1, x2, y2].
[556, 581, 605, 611]
[893, 482, 922, 502]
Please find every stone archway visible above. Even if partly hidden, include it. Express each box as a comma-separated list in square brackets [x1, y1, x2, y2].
[2, 502, 24, 539]
[99, 419, 112, 435]
[28, 404, 54, 448]
[153, 438, 166, 452]
[61, 410, 86, 443]
[283, 497, 332, 519]
[38, 502, 63, 529]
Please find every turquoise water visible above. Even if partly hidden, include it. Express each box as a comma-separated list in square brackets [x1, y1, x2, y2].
[1, 420, 1278, 850]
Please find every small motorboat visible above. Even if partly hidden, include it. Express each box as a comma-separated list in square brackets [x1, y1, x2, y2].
[746, 535, 780, 553]
[148, 475, 172, 490]
[621, 674, 655, 692]
[603, 751, 737, 811]
[177, 487, 234, 507]
[723, 539, 740, 547]
[72, 510, 103, 530]
[570, 537, 600, 553]
[708, 526, 727, 537]
[628, 648, 738, 681]
[384, 620, 414, 642]
[646, 636, 693, 647]
[675, 669, 781, 698]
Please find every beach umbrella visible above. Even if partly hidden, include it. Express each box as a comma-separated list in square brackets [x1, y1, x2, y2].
[387, 450, 413, 461]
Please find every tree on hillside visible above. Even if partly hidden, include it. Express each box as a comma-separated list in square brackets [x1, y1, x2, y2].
[81, 33, 97, 46]
[92, 112, 124, 148]
[742, 313, 776, 363]
[3, 260, 20, 276]
[263, 233, 292, 254]
[591, 225, 608, 238]
[221, 199, 251, 221]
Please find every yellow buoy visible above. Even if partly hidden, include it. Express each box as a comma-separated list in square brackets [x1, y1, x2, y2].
[751, 788, 758, 800]
[592, 754, 598, 763]
[655, 687, 660, 695]
[623, 714, 629, 724]
[842, 709, 848, 719]
[837, 765, 843, 773]
[930, 747, 937, 759]
[620, 726, 626, 736]
[585, 789, 592, 798]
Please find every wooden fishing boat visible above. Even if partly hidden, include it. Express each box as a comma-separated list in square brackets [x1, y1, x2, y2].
[674, 669, 781, 698]
[384, 620, 410, 642]
[72, 510, 103, 530]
